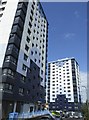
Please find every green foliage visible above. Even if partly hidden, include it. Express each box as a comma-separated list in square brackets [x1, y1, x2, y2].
[51, 111, 60, 117]
[81, 101, 89, 120]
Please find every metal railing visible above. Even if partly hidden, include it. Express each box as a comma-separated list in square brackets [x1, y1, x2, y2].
[9, 110, 53, 119]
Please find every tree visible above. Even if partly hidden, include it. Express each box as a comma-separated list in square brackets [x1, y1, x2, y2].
[81, 100, 89, 120]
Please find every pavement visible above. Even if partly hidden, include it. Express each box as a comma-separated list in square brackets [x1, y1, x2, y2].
[62, 118, 83, 120]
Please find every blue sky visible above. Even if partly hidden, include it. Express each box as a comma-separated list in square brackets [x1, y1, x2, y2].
[41, 2, 87, 72]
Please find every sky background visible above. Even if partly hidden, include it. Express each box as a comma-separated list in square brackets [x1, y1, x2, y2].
[41, 2, 87, 102]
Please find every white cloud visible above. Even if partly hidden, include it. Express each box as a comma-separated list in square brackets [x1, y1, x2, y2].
[63, 33, 75, 40]
[80, 71, 87, 103]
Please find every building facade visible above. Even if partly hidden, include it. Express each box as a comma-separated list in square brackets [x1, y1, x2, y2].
[47, 58, 81, 112]
[0, 0, 48, 119]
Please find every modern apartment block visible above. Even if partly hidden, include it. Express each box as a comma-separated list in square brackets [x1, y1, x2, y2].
[47, 58, 81, 112]
[0, 0, 48, 119]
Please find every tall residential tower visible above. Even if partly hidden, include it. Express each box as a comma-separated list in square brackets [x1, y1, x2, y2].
[47, 58, 81, 112]
[0, 0, 48, 119]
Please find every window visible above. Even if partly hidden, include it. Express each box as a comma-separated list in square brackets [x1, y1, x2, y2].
[21, 75, 26, 82]
[36, 44, 38, 47]
[31, 51, 33, 55]
[22, 64, 27, 71]
[68, 98, 71, 100]
[31, 9, 33, 16]
[32, 43, 34, 47]
[28, 28, 31, 35]
[24, 54, 28, 61]
[36, 37, 38, 40]
[68, 94, 71, 96]
[26, 36, 30, 43]
[3, 69, 14, 77]
[0, 7, 5, 11]
[37, 31, 39, 34]
[30, 15, 33, 22]
[5, 56, 16, 65]
[0, 13, 3, 17]
[34, 29, 35, 33]
[7, 44, 18, 53]
[35, 51, 37, 54]
[25, 44, 29, 52]
[19, 88, 24, 95]
[41, 70, 43, 75]
[34, 24, 36, 27]
[2, 1, 7, 5]
[27, 90, 30, 95]
[34, 58, 37, 62]
[4, 83, 13, 92]
[33, 36, 35, 40]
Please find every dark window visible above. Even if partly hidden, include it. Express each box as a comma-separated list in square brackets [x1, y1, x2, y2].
[34, 29, 35, 33]
[19, 88, 24, 95]
[21, 75, 26, 82]
[68, 90, 71, 92]
[25, 44, 29, 51]
[0, 13, 3, 17]
[33, 36, 35, 40]
[31, 51, 33, 55]
[31, 9, 33, 16]
[29, 21, 32, 28]
[28, 28, 31, 35]
[35, 51, 37, 54]
[0, 7, 5, 11]
[5, 55, 17, 65]
[32, 43, 34, 47]
[3, 83, 13, 92]
[27, 90, 30, 95]
[22, 64, 27, 71]
[2, 69, 14, 77]
[24, 54, 28, 61]
[7, 44, 18, 53]
[2, 1, 7, 5]
[34, 59, 37, 62]
[34, 24, 36, 27]
[26, 36, 30, 43]
[41, 63, 43, 67]
[30, 15, 33, 22]
[42, 56, 44, 60]
[41, 70, 43, 75]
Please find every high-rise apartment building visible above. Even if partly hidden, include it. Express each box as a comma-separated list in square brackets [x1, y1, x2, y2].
[0, 0, 48, 119]
[47, 58, 81, 112]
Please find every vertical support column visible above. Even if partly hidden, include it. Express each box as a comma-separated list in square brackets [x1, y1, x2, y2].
[13, 102, 17, 112]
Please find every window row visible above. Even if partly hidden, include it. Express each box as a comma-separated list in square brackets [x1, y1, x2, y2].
[2, 69, 15, 77]
[5, 55, 17, 65]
